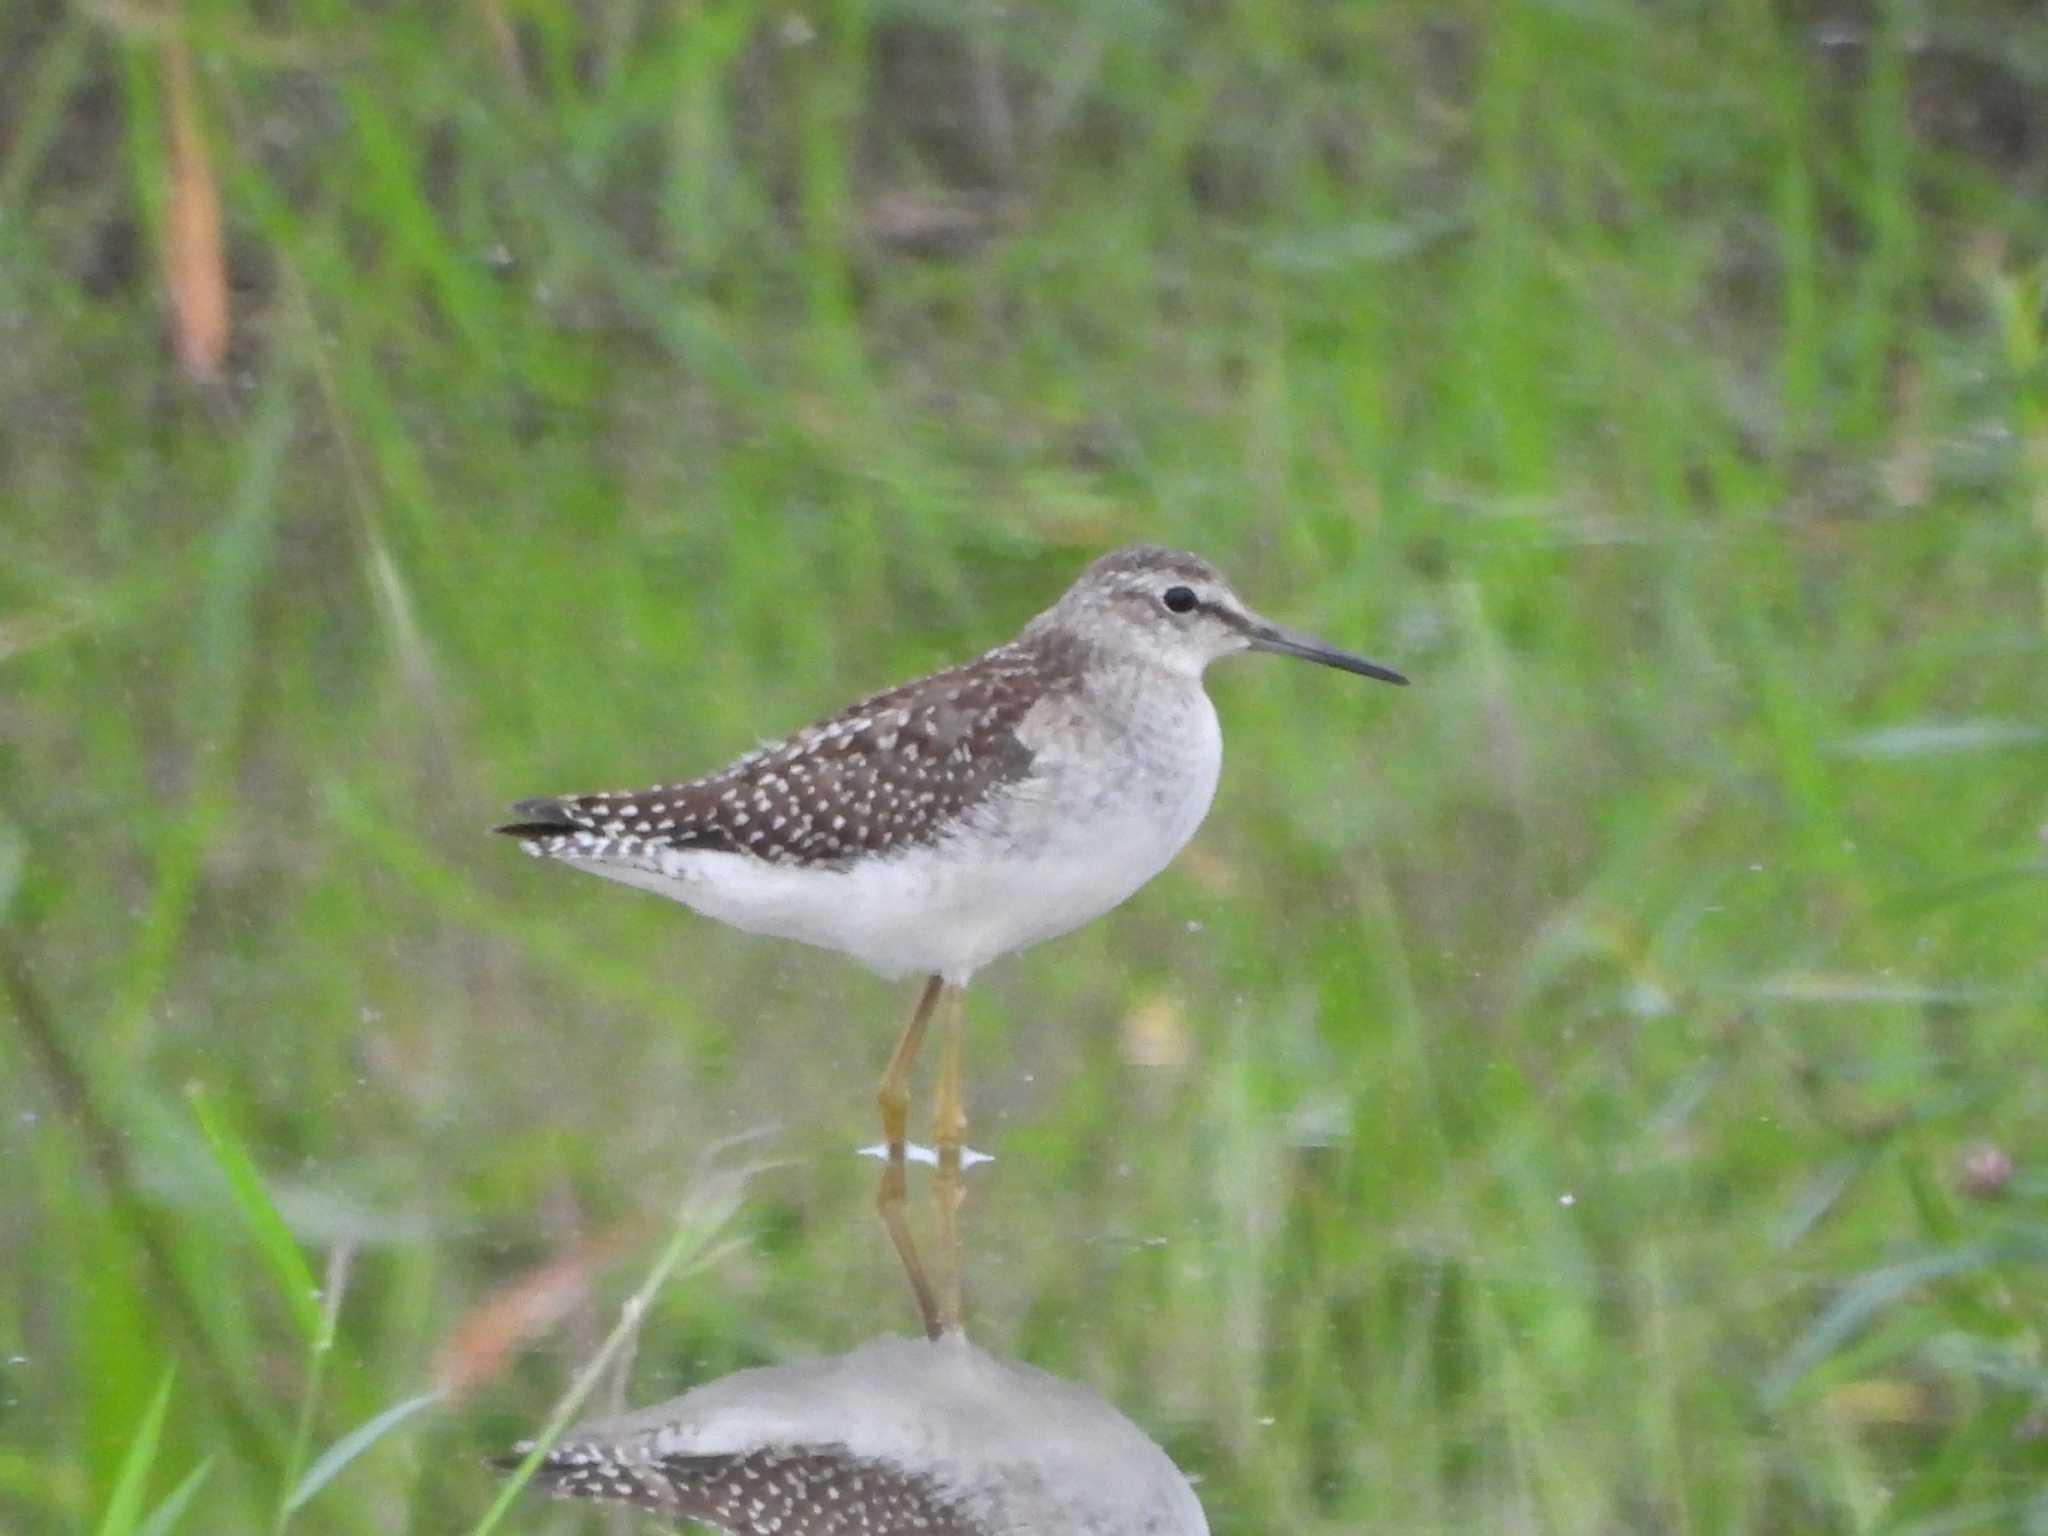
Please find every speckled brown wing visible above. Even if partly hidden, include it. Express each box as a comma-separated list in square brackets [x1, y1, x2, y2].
[508, 1442, 978, 1533]
[666, 1448, 980, 1533]
[497, 642, 1061, 868]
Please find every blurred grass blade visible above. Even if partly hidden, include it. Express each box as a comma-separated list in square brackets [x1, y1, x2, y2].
[0, 823, 21, 922]
[275, 1242, 355, 1534]
[282, 1390, 444, 1516]
[1830, 720, 2048, 758]
[134, 1456, 213, 1536]
[1762, 1245, 2003, 1405]
[162, 39, 227, 380]
[188, 1085, 324, 1346]
[1884, 1392, 2040, 1530]
[94, 1370, 174, 1536]
[468, 1152, 756, 1536]
[0, 19, 89, 213]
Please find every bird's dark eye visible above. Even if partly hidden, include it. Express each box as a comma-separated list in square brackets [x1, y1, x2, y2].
[1161, 585, 1198, 614]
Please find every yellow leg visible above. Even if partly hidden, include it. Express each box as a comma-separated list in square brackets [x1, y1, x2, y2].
[877, 974, 943, 1156]
[877, 975, 944, 1340]
[931, 983, 967, 1333]
[876, 1155, 942, 1341]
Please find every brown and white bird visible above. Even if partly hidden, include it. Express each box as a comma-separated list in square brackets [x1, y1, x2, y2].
[498, 546, 1405, 1327]
[499, 1332, 1209, 1536]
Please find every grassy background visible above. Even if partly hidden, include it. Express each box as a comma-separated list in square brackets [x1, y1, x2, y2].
[6, 0, 2048, 1530]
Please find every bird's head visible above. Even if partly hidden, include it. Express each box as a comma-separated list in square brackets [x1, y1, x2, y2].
[1037, 544, 1409, 686]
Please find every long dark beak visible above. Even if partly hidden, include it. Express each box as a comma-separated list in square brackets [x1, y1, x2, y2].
[1246, 619, 1409, 685]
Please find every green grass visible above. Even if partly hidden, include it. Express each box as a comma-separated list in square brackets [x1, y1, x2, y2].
[5, 1, 2048, 1531]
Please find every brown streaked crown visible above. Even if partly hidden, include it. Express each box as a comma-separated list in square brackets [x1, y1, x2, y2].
[1065, 544, 1226, 592]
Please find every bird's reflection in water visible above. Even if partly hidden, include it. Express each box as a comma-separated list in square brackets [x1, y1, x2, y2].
[500, 1196, 1208, 1534]
[501, 1331, 1207, 1534]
